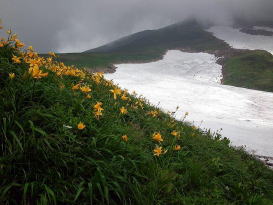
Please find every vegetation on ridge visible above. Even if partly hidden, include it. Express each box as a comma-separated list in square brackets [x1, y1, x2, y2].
[57, 21, 273, 93]
[223, 50, 273, 92]
[57, 21, 228, 69]
[1, 25, 273, 205]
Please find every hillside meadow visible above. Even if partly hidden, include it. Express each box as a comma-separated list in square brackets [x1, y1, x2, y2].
[1, 28, 273, 205]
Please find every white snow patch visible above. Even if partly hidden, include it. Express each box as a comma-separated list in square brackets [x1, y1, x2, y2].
[207, 26, 273, 54]
[105, 50, 273, 157]
[253, 26, 273, 33]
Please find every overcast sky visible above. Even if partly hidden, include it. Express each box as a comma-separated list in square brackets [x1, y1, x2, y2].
[0, 0, 272, 53]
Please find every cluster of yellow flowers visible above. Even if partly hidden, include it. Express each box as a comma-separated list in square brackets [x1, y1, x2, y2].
[12, 55, 21, 64]
[147, 110, 159, 117]
[49, 62, 85, 78]
[128, 100, 144, 110]
[29, 66, 48, 79]
[93, 102, 104, 119]
[152, 131, 181, 157]
[92, 72, 104, 84]
[152, 132, 166, 156]
[71, 83, 92, 99]
[2, 26, 185, 158]
[80, 85, 92, 93]
[14, 38, 25, 48]
[110, 87, 122, 100]
[5, 30, 49, 79]
[135, 101, 144, 109]
[1, 29, 49, 79]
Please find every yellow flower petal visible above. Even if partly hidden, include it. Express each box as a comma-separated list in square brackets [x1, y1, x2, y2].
[173, 145, 181, 151]
[120, 106, 128, 114]
[9, 73, 15, 79]
[77, 122, 86, 130]
[121, 135, 128, 142]
[152, 132, 163, 142]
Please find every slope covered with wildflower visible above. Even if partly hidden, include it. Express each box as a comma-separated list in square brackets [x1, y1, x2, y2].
[1, 29, 273, 205]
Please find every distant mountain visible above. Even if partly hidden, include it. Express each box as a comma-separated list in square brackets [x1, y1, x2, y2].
[84, 20, 228, 53]
[58, 19, 273, 93]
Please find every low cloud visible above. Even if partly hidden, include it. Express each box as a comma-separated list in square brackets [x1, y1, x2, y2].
[1, 0, 272, 53]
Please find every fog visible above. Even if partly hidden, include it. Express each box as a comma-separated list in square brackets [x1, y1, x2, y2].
[0, 0, 272, 53]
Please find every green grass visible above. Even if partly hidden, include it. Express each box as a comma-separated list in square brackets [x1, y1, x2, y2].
[223, 50, 273, 92]
[56, 49, 166, 69]
[1, 39, 273, 205]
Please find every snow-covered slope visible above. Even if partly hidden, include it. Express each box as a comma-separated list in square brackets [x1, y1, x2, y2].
[253, 26, 273, 33]
[208, 26, 273, 54]
[105, 50, 273, 157]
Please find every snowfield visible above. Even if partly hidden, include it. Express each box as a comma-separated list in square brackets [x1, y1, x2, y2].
[253, 26, 273, 33]
[105, 50, 273, 157]
[208, 26, 273, 54]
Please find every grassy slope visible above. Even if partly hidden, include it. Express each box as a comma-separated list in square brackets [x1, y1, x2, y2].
[223, 50, 273, 92]
[56, 49, 166, 69]
[1, 36, 273, 205]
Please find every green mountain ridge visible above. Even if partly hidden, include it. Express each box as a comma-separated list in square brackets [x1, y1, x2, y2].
[58, 20, 273, 92]
[84, 20, 227, 53]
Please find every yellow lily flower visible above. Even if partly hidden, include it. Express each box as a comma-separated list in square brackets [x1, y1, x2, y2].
[152, 132, 163, 142]
[93, 102, 103, 111]
[80, 85, 92, 93]
[72, 84, 81, 90]
[171, 130, 180, 137]
[9, 73, 15, 79]
[48, 52, 56, 57]
[173, 145, 181, 151]
[153, 146, 167, 156]
[77, 122, 86, 130]
[120, 106, 128, 114]
[110, 88, 122, 100]
[28, 65, 48, 79]
[121, 135, 128, 142]
[12, 55, 21, 64]
[121, 94, 128, 101]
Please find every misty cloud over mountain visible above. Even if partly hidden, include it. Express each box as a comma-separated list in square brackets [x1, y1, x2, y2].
[1, 0, 272, 53]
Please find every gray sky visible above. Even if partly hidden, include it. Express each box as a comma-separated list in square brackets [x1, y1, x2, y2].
[1, 0, 272, 53]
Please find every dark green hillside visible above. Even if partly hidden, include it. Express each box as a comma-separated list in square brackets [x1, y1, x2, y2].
[85, 20, 227, 53]
[1, 30, 273, 204]
[223, 50, 273, 92]
[56, 49, 166, 70]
